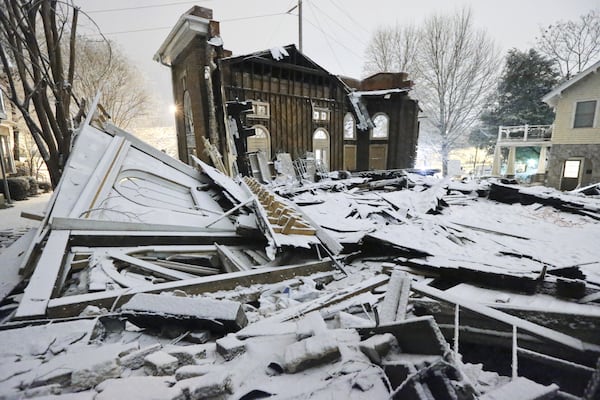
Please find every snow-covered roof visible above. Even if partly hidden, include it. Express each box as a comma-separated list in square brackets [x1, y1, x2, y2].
[542, 59, 600, 107]
[351, 88, 411, 97]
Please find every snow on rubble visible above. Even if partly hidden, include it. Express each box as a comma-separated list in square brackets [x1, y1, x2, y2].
[0, 118, 599, 399]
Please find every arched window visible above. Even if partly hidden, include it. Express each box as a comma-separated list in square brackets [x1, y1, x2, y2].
[247, 125, 271, 159]
[313, 128, 330, 169]
[343, 113, 356, 140]
[183, 91, 196, 158]
[371, 113, 389, 139]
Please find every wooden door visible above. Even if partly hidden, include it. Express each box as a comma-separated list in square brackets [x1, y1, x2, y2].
[369, 144, 387, 170]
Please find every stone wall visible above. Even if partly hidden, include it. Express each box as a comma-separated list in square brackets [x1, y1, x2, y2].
[546, 143, 600, 189]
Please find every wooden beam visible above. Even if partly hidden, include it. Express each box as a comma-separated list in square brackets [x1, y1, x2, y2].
[108, 252, 196, 281]
[411, 282, 586, 352]
[46, 259, 334, 318]
[14, 230, 71, 320]
[51, 217, 237, 233]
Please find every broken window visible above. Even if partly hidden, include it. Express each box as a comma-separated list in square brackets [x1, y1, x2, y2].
[573, 100, 597, 128]
[343, 113, 355, 140]
[371, 113, 389, 139]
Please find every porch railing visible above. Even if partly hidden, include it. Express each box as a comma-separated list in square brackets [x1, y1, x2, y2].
[497, 125, 553, 142]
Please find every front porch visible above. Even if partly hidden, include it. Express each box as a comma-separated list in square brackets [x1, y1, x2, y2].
[491, 125, 552, 182]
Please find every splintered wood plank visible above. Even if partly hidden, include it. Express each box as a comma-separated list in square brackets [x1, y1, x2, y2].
[411, 282, 586, 352]
[109, 252, 196, 281]
[14, 230, 71, 320]
[215, 243, 249, 273]
[47, 260, 334, 318]
[0, 229, 37, 302]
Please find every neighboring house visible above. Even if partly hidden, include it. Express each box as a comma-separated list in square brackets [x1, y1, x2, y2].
[154, 6, 419, 175]
[542, 60, 600, 190]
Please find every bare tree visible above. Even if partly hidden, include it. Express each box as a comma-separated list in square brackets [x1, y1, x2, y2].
[536, 9, 600, 80]
[0, 0, 80, 187]
[417, 9, 500, 174]
[363, 24, 419, 77]
[363, 8, 500, 175]
[73, 38, 150, 129]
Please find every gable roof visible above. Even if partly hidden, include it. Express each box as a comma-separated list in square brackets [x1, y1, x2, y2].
[542, 59, 600, 107]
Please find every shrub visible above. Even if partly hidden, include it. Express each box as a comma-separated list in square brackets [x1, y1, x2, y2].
[38, 181, 52, 193]
[26, 176, 38, 195]
[0, 177, 30, 200]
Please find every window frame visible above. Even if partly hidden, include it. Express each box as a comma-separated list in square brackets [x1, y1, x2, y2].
[572, 99, 597, 128]
[249, 100, 270, 119]
[370, 113, 389, 140]
[312, 106, 330, 122]
[343, 113, 356, 140]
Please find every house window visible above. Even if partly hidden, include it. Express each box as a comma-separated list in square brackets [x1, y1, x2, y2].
[343, 113, 355, 140]
[573, 100, 597, 128]
[247, 125, 271, 159]
[371, 113, 389, 139]
[313, 107, 330, 122]
[183, 91, 196, 158]
[250, 101, 270, 119]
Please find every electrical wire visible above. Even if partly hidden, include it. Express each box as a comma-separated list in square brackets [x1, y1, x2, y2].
[93, 12, 289, 36]
[301, 15, 363, 60]
[327, 0, 372, 35]
[305, 1, 346, 75]
[309, 1, 369, 48]
[86, 1, 204, 14]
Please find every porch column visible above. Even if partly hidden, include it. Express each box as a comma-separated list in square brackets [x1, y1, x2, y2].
[533, 146, 549, 183]
[537, 146, 548, 173]
[492, 145, 502, 176]
[506, 146, 516, 178]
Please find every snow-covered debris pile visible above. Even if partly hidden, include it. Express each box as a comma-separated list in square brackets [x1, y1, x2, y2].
[1, 118, 599, 399]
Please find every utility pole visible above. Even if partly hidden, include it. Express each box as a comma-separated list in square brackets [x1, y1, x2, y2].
[298, 0, 303, 52]
[287, 1, 303, 52]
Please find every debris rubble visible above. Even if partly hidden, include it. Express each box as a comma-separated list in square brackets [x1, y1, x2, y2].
[0, 117, 599, 399]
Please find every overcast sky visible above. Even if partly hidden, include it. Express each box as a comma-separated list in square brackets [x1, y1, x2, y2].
[76, 0, 598, 125]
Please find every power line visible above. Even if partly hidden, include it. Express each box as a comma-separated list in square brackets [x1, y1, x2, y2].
[309, 1, 369, 48]
[302, 16, 363, 60]
[98, 26, 173, 36]
[86, 1, 203, 14]
[327, 0, 371, 35]
[92, 13, 290, 36]
[306, 1, 345, 75]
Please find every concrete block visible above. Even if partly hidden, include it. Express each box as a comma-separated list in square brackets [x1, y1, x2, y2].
[144, 351, 179, 376]
[96, 376, 184, 400]
[121, 293, 248, 333]
[175, 363, 213, 381]
[119, 344, 161, 369]
[163, 344, 208, 366]
[216, 334, 246, 361]
[359, 333, 397, 364]
[175, 370, 232, 400]
[283, 334, 340, 373]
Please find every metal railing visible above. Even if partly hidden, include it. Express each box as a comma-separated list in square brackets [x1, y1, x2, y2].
[497, 125, 553, 142]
